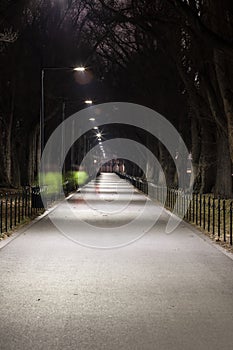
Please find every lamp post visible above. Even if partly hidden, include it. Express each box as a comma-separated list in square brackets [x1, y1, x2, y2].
[40, 66, 86, 157]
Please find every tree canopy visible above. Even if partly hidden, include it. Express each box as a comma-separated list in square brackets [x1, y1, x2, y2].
[0, 0, 232, 197]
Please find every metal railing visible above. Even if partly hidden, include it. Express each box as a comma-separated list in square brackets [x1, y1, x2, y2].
[0, 174, 94, 238]
[0, 185, 67, 237]
[0, 188, 44, 236]
[166, 190, 233, 246]
[116, 172, 233, 246]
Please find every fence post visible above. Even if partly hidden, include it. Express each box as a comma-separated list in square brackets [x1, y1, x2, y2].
[5, 193, 8, 233]
[10, 195, 13, 230]
[182, 191, 184, 217]
[203, 195, 206, 230]
[217, 198, 221, 239]
[199, 194, 202, 227]
[0, 195, 2, 234]
[208, 197, 211, 232]
[188, 193, 192, 221]
[184, 193, 187, 220]
[192, 193, 195, 222]
[25, 189, 28, 217]
[14, 195, 17, 226]
[195, 194, 198, 225]
[223, 200, 226, 242]
[212, 198, 215, 237]
[174, 188, 177, 210]
[18, 192, 20, 223]
[21, 191, 24, 221]
[30, 188, 33, 216]
[24, 189, 27, 217]
[230, 202, 232, 246]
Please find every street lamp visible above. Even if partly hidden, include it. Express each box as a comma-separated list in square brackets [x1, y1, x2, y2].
[40, 66, 86, 157]
[73, 66, 85, 72]
[84, 100, 93, 105]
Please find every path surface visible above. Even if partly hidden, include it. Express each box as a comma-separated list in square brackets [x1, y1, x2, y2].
[0, 173, 233, 350]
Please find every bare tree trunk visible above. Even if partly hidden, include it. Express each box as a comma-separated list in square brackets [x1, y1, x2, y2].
[5, 80, 15, 186]
[190, 108, 217, 193]
[214, 50, 233, 164]
[214, 132, 232, 198]
[0, 121, 9, 186]
[199, 121, 217, 193]
[191, 113, 201, 190]
[11, 143, 20, 187]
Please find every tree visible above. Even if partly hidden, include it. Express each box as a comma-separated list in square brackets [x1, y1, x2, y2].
[0, 0, 98, 187]
[84, 0, 233, 197]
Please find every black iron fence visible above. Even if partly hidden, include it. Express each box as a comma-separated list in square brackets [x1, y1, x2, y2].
[116, 172, 233, 246]
[0, 174, 93, 238]
[0, 184, 70, 237]
[0, 187, 45, 237]
[166, 190, 233, 246]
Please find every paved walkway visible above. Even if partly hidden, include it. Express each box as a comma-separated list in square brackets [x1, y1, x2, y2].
[0, 173, 233, 350]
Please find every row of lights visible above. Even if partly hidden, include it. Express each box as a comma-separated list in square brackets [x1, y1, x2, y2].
[74, 67, 93, 106]
[74, 66, 106, 159]
[96, 127, 105, 158]
[83, 96, 105, 159]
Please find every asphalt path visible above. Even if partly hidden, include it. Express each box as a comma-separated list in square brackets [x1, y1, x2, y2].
[0, 173, 233, 350]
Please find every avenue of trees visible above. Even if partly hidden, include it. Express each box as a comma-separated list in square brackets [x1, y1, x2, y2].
[0, 0, 232, 197]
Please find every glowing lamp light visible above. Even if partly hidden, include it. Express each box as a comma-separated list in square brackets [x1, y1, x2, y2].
[89, 118, 95, 121]
[85, 100, 93, 104]
[74, 66, 86, 72]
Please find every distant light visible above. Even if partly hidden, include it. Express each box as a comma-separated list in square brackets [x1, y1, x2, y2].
[85, 100, 93, 104]
[94, 159, 97, 164]
[187, 169, 192, 174]
[98, 138, 101, 141]
[74, 66, 85, 72]
[96, 133, 101, 138]
[99, 142, 102, 145]
[188, 153, 192, 160]
[89, 118, 95, 121]
[93, 126, 98, 130]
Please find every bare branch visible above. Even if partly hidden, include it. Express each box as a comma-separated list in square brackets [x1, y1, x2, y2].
[0, 28, 17, 43]
[167, 0, 233, 57]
